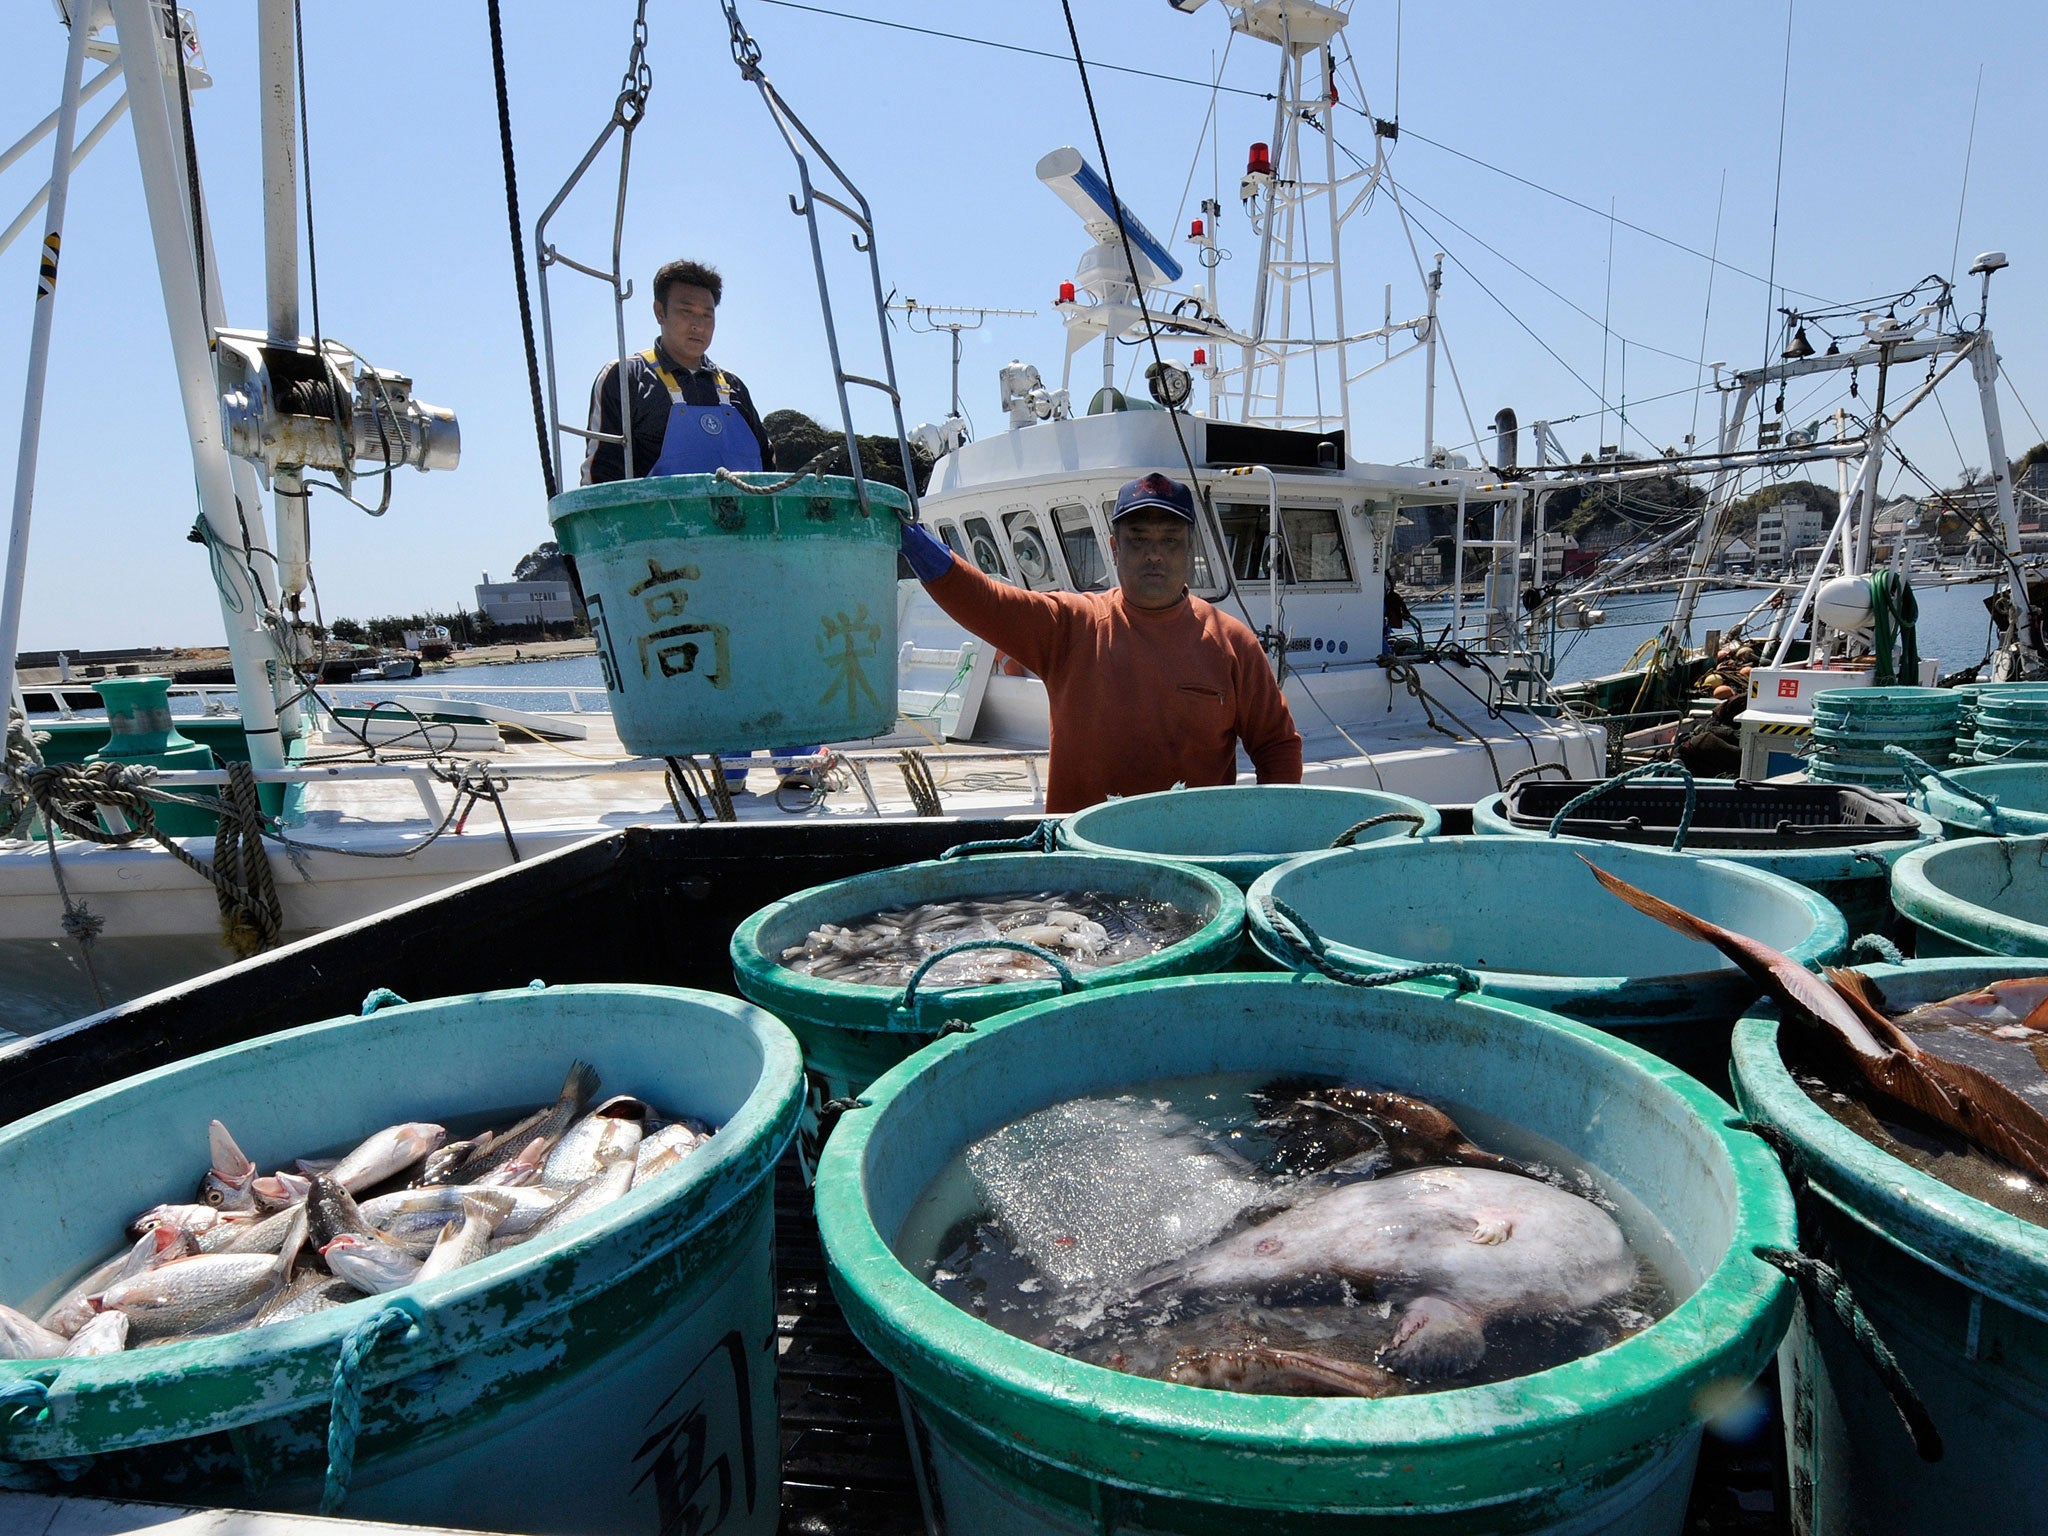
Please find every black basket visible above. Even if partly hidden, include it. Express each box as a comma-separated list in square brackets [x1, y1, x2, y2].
[1503, 779, 1922, 848]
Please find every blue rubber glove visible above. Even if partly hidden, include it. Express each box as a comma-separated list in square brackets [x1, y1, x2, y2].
[900, 518, 956, 583]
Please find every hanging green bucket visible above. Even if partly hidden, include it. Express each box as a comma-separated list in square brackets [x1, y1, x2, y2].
[1732, 958, 2048, 1535]
[1892, 834, 2048, 956]
[816, 973, 1796, 1535]
[1903, 760, 2048, 839]
[0, 984, 801, 1535]
[1057, 783, 1441, 889]
[1246, 837, 1846, 1084]
[549, 472, 906, 756]
[1469, 788, 1936, 941]
[730, 849, 1244, 1167]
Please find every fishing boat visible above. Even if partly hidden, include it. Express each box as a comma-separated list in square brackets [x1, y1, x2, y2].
[0, 0, 1608, 1029]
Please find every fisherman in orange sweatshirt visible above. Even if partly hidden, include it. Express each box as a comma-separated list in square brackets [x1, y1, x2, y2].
[899, 472, 1303, 813]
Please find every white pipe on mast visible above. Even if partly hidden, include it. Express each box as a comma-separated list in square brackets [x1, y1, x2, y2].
[0, 59, 120, 180]
[1421, 255, 1442, 464]
[0, 4, 99, 734]
[257, 0, 309, 617]
[0, 86, 128, 261]
[110, 0, 286, 771]
[1971, 329, 2021, 557]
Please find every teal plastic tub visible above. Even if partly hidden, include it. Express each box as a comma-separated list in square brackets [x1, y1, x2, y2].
[1469, 792, 1937, 940]
[1058, 783, 1441, 889]
[1246, 837, 1846, 1082]
[731, 851, 1244, 1166]
[816, 973, 1796, 1534]
[1732, 958, 2048, 1535]
[1904, 760, 2048, 839]
[1892, 835, 2048, 956]
[0, 984, 801, 1535]
[550, 473, 905, 756]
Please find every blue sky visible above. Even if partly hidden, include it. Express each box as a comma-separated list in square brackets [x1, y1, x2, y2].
[1, 0, 2042, 651]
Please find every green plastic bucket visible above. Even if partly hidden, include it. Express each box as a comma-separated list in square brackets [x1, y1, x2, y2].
[1892, 834, 2048, 956]
[549, 472, 906, 756]
[730, 850, 1245, 1166]
[1807, 687, 1960, 728]
[1470, 792, 1936, 942]
[1246, 838, 1846, 1084]
[816, 973, 1796, 1534]
[1058, 783, 1442, 889]
[1904, 760, 2048, 839]
[1732, 959, 2048, 1535]
[0, 984, 802, 1534]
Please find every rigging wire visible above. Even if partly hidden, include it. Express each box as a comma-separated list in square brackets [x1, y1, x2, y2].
[1947, 65, 1984, 291]
[291, 0, 322, 359]
[1689, 171, 1726, 450]
[485, 0, 558, 500]
[2002, 364, 2046, 447]
[1757, 0, 1795, 443]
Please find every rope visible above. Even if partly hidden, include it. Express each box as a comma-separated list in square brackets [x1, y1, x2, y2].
[939, 818, 1059, 859]
[891, 938, 1080, 1027]
[1869, 569, 1921, 687]
[899, 749, 942, 816]
[712, 445, 842, 496]
[360, 987, 407, 1015]
[1850, 933, 1905, 965]
[485, 0, 556, 501]
[214, 760, 284, 958]
[1258, 894, 1480, 993]
[1502, 760, 1572, 789]
[1885, 744, 2004, 830]
[0, 1377, 91, 1492]
[1328, 811, 1425, 846]
[320, 1303, 418, 1515]
[1545, 760, 1698, 852]
[1752, 1246, 1943, 1463]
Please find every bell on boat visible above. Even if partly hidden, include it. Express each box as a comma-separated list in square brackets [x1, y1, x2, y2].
[1783, 325, 1815, 360]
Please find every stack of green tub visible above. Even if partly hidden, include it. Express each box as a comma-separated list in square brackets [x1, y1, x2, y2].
[1806, 687, 1960, 788]
[1951, 682, 1984, 764]
[1968, 683, 2048, 764]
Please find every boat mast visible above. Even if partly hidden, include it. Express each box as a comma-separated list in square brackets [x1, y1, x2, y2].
[110, 0, 288, 770]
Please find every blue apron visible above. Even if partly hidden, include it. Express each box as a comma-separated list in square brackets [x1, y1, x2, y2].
[644, 351, 764, 476]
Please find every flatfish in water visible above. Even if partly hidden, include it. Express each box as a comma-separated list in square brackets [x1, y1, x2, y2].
[778, 891, 1203, 988]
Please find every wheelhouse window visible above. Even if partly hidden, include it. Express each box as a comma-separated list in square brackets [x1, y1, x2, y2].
[962, 516, 1008, 578]
[1002, 510, 1060, 590]
[935, 522, 967, 560]
[1052, 504, 1109, 591]
[1281, 505, 1352, 582]
[1216, 502, 1285, 582]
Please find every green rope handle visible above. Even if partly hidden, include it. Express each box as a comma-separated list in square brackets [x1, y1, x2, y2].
[1850, 933, 1905, 965]
[1258, 894, 1479, 993]
[1752, 1245, 1942, 1462]
[938, 818, 1060, 860]
[891, 938, 1081, 1027]
[320, 1302, 419, 1515]
[1546, 761, 1698, 852]
[1885, 744, 2005, 830]
[0, 1377, 92, 1492]
[1328, 811, 1426, 847]
[359, 987, 408, 1015]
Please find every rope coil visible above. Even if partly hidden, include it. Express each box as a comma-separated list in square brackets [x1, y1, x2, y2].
[1849, 933, 1906, 965]
[1545, 760, 1698, 853]
[1258, 894, 1479, 993]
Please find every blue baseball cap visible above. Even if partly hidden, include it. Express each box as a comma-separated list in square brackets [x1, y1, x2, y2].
[1111, 472, 1196, 524]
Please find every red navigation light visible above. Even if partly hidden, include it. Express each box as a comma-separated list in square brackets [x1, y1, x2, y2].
[1246, 141, 1272, 175]
[1190, 217, 1205, 239]
[1057, 281, 1076, 304]
[1193, 348, 1207, 366]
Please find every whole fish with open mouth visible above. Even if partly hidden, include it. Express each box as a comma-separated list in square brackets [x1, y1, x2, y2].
[1, 1303, 70, 1360]
[315, 1121, 447, 1193]
[97, 1206, 309, 1342]
[40, 1227, 190, 1336]
[1580, 856, 2048, 1181]
[322, 1233, 424, 1295]
[201, 1121, 259, 1212]
[426, 1062, 598, 1186]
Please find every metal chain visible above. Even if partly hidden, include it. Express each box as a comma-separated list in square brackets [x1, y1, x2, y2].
[723, 0, 764, 77]
[613, 0, 653, 127]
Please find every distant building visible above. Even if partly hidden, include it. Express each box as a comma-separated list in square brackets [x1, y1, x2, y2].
[1756, 500, 1825, 569]
[477, 577, 575, 626]
[1717, 537, 1754, 573]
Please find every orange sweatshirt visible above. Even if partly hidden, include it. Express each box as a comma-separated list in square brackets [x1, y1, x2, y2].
[924, 556, 1303, 813]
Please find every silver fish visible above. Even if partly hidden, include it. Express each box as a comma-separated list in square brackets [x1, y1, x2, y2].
[543, 1105, 644, 1188]
[474, 1133, 553, 1188]
[315, 1121, 447, 1193]
[0, 1302, 69, 1360]
[201, 1120, 259, 1212]
[211, 1205, 307, 1257]
[255, 1272, 363, 1327]
[62, 1309, 130, 1357]
[323, 1233, 423, 1295]
[98, 1206, 309, 1342]
[422, 1132, 494, 1186]
[40, 1228, 190, 1336]
[432, 1062, 598, 1185]
[252, 1170, 311, 1209]
[417, 1196, 503, 1282]
[504, 1146, 635, 1246]
[635, 1122, 710, 1183]
[133, 1203, 245, 1242]
[360, 1187, 532, 1250]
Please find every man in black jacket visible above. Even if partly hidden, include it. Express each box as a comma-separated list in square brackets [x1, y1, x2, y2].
[579, 258, 773, 483]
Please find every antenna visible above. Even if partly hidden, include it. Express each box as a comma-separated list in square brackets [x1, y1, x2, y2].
[887, 299, 1037, 420]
